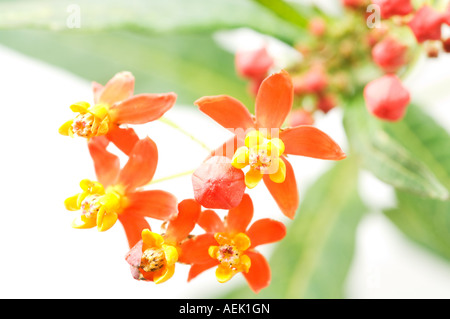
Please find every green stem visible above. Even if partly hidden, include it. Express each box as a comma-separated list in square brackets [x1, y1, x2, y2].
[158, 117, 211, 152]
[149, 169, 196, 185]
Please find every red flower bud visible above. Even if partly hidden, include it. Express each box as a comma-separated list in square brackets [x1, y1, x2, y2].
[287, 109, 315, 127]
[408, 6, 445, 43]
[317, 94, 337, 114]
[372, 36, 408, 73]
[235, 47, 274, 79]
[192, 156, 246, 210]
[341, 0, 367, 9]
[371, 0, 414, 19]
[364, 74, 410, 121]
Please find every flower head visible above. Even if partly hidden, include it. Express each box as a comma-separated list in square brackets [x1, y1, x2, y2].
[59, 71, 176, 154]
[65, 137, 178, 248]
[178, 194, 286, 293]
[125, 199, 201, 283]
[194, 70, 345, 218]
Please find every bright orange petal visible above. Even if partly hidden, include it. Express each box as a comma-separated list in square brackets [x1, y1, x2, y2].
[178, 233, 217, 264]
[87, 137, 120, 187]
[195, 95, 255, 132]
[165, 199, 201, 243]
[242, 250, 271, 294]
[118, 137, 158, 191]
[225, 194, 253, 234]
[280, 126, 346, 160]
[197, 210, 225, 233]
[98, 71, 135, 105]
[255, 70, 293, 130]
[109, 93, 177, 124]
[247, 219, 286, 248]
[125, 190, 178, 221]
[263, 157, 299, 219]
[92, 81, 104, 104]
[118, 213, 151, 249]
[187, 259, 219, 282]
[106, 125, 139, 156]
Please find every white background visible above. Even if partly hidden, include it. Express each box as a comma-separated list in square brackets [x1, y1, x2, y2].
[0, 25, 450, 298]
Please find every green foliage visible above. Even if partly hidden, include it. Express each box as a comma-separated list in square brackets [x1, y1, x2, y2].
[221, 157, 366, 298]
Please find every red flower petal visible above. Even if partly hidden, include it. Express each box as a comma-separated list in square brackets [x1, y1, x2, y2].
[198, 210, 225, 233]
[196, 95, 255, 132]
[187, 259, 218, 282]
[118, 137, 158, 191]
[408, 5, 445, 43]
[98, 71, 135, 106]
[125, 190, 178, 221]
[192, 156, 246, 210]
[178, 233, 217, 264]
[280, 126, 346, 160]
[165, 199, 201, 243]
[109, 93, 176, 125]
[247, 219, 286, 248]
[106, 125, 139, 156]
[255, 70, 293, 130]
[225, 193, 253, 234]
[235, 47, 274, 79]
[87, 136, 120, 187]
[118, 213, 151, 248]
[263, 157, 299, 219]
[242, 250, 271, 294]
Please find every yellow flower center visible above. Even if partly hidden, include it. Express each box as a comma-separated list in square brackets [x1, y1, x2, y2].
[231, 130, 287, 188]
[208, 232, 252, 283]
[80, 194, 102, 218]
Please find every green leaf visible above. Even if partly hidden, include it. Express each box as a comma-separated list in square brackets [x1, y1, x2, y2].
[382, 104, 450, 262]
[251, 0, 310, 29]
[221, 157, 366, 298]
[0, 29, 253, 107]
[343, 98, 449, 201]
[0, 0, 305, 44]
[385, 190, 450, 261]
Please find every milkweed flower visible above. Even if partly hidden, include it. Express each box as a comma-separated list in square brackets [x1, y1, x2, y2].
[194, 70, 346, 218]
[64, 137, 178, 248]
[178, 194, 286, 293]
[125, 199, 201, 283]
[59, 71, 177, 154]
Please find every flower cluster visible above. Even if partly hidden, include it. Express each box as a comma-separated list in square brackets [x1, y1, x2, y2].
[60, 70, 345, 293]
[234, 0, 450, 124]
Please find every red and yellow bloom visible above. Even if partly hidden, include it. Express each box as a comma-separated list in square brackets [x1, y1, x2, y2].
[64, 137, 178, 248]
[125, 199, 201, 283]
[59, 71, 176, 155]
[194, 70, 346, 218]
[178, 194, 286, 293]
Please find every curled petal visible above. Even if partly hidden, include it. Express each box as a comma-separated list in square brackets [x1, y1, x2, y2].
[109, 93, 177, 125]
[125, 190, 178, 221]
[141, 229, 164, 248]
[255, 70, 293, 130]
[225, 193, 253, 234]
[88, 137, 120, 187]
[118, 137, 158, 191]
[247, 219, 286, 248]
[197, 210, 225, 233]
[58, 119, 74, 136]
[118, 213, 151, 248]
[106, 125, 139, 156]
[280, 126, 346, 160]
[263, 157, 299, 219]
[165, 199, 201, 243]
[64, 194, 81, 211]
[216, 264, 236, 283]
[153, 264, 176, 284]
[242, 250, 271, 293]
[98, 71, 135, 106]
[196, 95, 255, 132]
[245, 167, 263, 189]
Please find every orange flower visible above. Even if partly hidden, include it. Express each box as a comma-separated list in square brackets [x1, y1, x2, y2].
[195, 70, 346, 218]
[178, 194, 286, 293]
[125, 199, 201, 283]
[59, 71, 176, 155]
[64, 137, 178, 248]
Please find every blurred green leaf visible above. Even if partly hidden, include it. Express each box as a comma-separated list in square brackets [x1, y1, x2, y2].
[383, 105, 450, 262]
[343, 99, 449, 201]
[0, 0, 305, 44]
[251, 0, 309, 29]
[385, 190, 450, 261]
[221, 157, 366, 298]
[0, 29, 253, 107]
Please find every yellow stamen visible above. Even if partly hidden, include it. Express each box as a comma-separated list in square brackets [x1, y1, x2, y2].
[60, 102, 110, 138]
